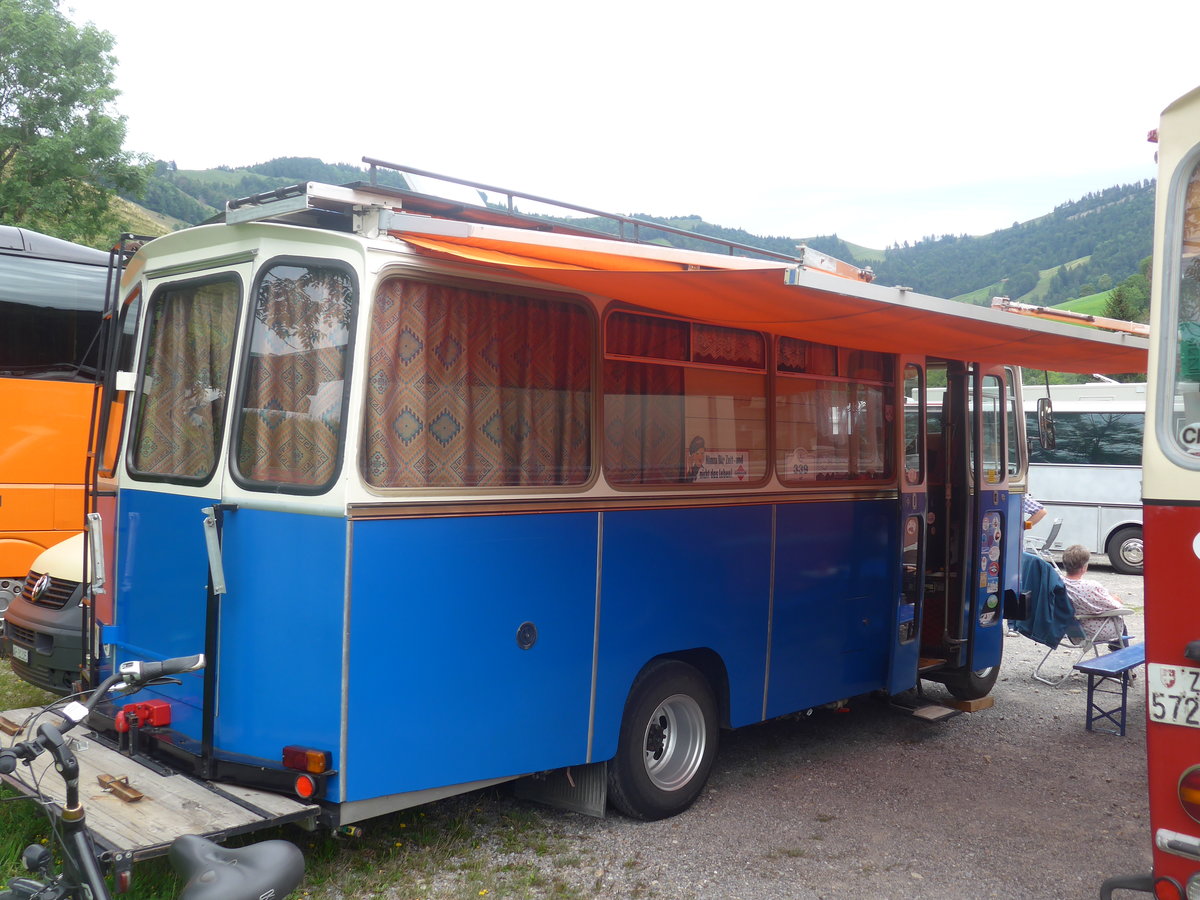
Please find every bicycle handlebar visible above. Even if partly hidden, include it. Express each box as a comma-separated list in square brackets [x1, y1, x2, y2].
[0, 654, 206, 775]
[118, 654, 205, 684]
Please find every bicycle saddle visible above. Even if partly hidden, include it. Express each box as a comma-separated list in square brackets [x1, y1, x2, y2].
[169, 833, 304, 900]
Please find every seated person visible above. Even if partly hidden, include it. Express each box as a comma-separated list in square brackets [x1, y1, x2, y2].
[1061, 543, 1128, 648]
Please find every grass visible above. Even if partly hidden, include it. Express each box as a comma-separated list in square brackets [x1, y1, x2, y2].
[1056, 291, 1112, 316]
[0, 660, 587, 898]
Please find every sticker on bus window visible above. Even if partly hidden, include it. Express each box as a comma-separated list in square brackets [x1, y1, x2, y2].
[1179, 422, 1200, 455]
[693, 451, 749, 483]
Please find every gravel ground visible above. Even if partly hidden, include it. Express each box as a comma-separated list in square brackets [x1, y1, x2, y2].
[410, 564, 1150, 900]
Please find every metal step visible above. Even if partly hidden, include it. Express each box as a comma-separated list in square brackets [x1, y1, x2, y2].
[910, 704, 962, 722]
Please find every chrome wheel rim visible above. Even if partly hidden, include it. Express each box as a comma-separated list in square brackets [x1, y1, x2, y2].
[1119, 537, 1144, 569]
[642, 692, 707, 792]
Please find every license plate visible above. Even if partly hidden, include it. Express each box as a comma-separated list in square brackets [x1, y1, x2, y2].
[11, 644, 28, 664]
[1150, 664, 1200, 728]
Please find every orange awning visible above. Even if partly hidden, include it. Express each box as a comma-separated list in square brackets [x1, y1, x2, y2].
[397, 232, 1148, 375]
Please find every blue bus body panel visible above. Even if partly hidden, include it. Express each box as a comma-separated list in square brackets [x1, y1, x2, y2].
[591, 504, 774, 755]
[113, 491, 346, 795]
[112, 489, 216, 737]
[346, 512, 598, 801]
[767, 499, 897, 718]
[114, 492, 903, 807]
[216, 509, 345, 776]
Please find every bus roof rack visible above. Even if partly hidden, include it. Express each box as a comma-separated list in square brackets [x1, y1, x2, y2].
[222, 158, 875, 281]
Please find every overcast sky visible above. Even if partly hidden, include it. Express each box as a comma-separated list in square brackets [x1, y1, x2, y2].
[62, 0, 1200, 249]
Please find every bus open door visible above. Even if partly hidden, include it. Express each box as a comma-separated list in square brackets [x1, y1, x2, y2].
[887, 358, 927, 695]
[918, 361, 1008, 701]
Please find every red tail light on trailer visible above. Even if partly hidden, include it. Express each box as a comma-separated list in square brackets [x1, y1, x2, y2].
[282, 745, 330, 774]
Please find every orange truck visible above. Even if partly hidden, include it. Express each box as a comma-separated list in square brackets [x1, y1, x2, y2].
[0, 226, 113, 615]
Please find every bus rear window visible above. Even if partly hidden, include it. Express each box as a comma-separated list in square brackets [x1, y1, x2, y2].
[234, 262, 355, 490]
[363, 278, 592, 488]
[130, 277, 239, 482]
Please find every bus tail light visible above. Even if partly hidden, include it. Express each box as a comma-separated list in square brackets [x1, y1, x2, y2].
[294, 774, 317, 799]
[1179, 766, 1200, 822]
[282, 745, 330, 774]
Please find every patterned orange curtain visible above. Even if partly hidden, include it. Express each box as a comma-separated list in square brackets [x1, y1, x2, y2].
[236, 266, 352, 486]
[131, 279, 238, 479]
[364, 278, 591, 488]
[603, 314, 686, 484]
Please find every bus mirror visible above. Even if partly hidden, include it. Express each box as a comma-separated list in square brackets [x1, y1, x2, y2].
[1036, 397, 1056, 451]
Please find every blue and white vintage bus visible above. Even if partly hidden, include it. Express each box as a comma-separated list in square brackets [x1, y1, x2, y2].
[87, 168, 1147, 826]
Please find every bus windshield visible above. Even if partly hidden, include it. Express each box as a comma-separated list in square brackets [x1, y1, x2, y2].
[0, 232, 111, 380]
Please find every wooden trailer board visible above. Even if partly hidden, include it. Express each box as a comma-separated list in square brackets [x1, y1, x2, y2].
[0, 707, 318, 864]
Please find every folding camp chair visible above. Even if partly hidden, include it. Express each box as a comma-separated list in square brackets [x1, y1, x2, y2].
[1032, 605, 1132, 686]
[1011, 551, 1132, 686]
[1025, 517, 1063, 569]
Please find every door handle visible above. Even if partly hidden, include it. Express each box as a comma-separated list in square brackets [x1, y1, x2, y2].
[201, 507, 227, 596]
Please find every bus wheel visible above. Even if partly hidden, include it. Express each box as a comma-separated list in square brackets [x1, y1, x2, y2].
[942, 665, 1000, 702]
[1106, 526, 1144, 576]
[607, 660, 718, 821]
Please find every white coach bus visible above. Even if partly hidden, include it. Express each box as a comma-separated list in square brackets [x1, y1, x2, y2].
[1023, 381, 1145, 574]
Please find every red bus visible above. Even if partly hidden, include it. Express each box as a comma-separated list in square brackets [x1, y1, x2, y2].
[1104, 85, 1200, 899]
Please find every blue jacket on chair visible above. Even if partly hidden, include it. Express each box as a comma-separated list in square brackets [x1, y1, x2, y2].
[1011, 552, 1079, 649]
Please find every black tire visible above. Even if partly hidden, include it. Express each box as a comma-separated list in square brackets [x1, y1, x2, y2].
[942, 664, 1001, 702]
[1106, 526, 1144, 576]
[607, 660, 718, 821]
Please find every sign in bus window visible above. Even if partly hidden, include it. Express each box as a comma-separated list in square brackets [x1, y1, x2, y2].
[130, 278, 239, 481]
[364, 278, 592, 488]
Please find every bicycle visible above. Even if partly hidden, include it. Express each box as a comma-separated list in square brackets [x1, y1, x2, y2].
[0, 654, 305, 900]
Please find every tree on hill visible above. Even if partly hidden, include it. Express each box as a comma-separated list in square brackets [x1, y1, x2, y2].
[0, 0, 148, 246]
[1103, 256, 1151, 323]
[1003, 264, 1040, 300]
[1104, 283, 1139, 322]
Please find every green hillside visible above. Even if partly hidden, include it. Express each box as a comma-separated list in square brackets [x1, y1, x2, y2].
[868, 182, 1152, 303]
